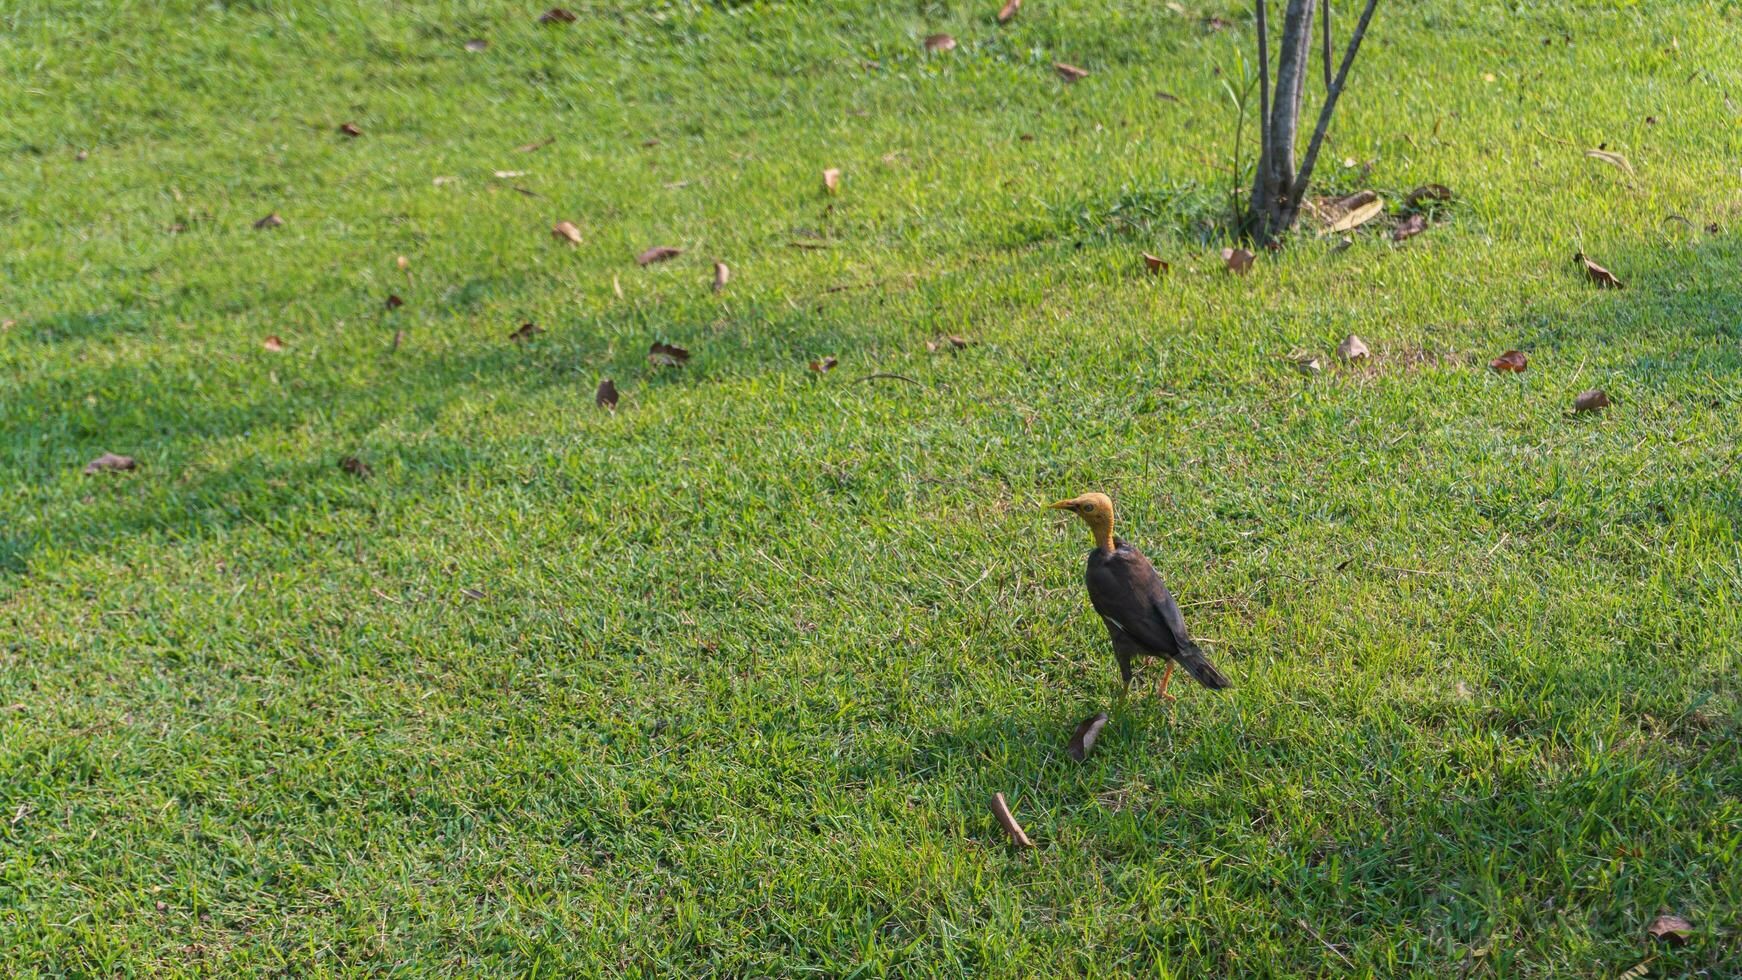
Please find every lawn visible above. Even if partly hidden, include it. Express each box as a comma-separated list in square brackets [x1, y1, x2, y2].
[2, 0, 1740, 975]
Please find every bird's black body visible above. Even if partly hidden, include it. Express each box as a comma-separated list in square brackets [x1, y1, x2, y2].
[1085, 538, 1231, 690]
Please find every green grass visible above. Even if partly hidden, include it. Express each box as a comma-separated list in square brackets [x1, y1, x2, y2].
[3, 0, 1741, 974]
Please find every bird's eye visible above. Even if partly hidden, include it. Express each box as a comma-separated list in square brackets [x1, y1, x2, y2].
[1079, 503, 1092, 513]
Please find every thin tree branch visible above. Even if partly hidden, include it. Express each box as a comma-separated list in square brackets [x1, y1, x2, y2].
[1320, 0, 1332, 90]
[1253, 0, 1272, 218]
[1288, 0, 1379, 218]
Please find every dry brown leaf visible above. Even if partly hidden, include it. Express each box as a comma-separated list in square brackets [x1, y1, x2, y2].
[1573, 389, 1610, 413]
[1054, 62, 1089, 82]
[1294, 355, 1323, 375]
[385, 294, 405, 310]
[1490, 350, 1528, 373]
[396, 255, 409, 270]
[75, 149, 88, 161]
[552, 221, 583, 245]
[1577, 252, 1624, 289]
[647, 341, 690, 367]
[596, 378, 619, 409]
[925, 340, 939, 352]
[432, 175, 458, 185]
[713, 261, 729, 293]
[459, 587, 487, 600]
[923, 33, 956, 52]
[990, 792, 1035, 848]
[1222, 246, 1255, 275]
[338, 122, 362, 138]
[1585, 148, 1635, 176]
[1337, 334, 1371, 361]
[1066, 712, 1109, 761]
[637, 246, 682, 266]
[809, 356, 838, 373]
[262, 334, 285, 352]
[1393, 213, 1428, 242]
[1646, 914, 1692, 945]
[492, 170, 527, 179]
[517, 137, 555, 153]
[1205, 15, 1232, 29]
[340, 456, 373, 478]
[83, 452, 136, 475]
[508, 322, 544, 342]
[822, 168, 841, 195]
[1142, 252, 1170, 274]
[538, 7, 577, 23]
[1327, 196, 1385, 233]
[464, 38, 488, 52]
[997, 0, 1021, 23]
[1156, 90, 1181, 103]
[253, 213, 283, 229]
[947, 334, 973, 349]
[1405, 183, 1452, 208]
[391, 329, 404, 351]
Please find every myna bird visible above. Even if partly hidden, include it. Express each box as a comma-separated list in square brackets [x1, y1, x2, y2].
[1050, 492, 1231, 699]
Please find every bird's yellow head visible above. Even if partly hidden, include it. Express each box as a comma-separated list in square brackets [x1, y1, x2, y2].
[1048, 492, 1116, 551]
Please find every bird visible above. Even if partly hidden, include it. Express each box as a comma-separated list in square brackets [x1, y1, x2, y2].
[1049, 492, 1231, 699]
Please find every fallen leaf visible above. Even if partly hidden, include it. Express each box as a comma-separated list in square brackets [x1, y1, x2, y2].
[1706, 222, 1720, 234]
[713, 261, 729, 293]
[262, 334, 284, 352]
[83, 453, 136, 475]
[396, 255, 409, 270]
[508, 322, 544, 342]
[391, 329, 403, 351]
[1327, 196, 1385, 233]
[637, 246, 682, 266]
[1392, 213, 1428, 241]
[75, 149, 88, 161]
[517, 137, 555, 153]
[642, 138, 660, 147]
[1337, 334, 1371, 361]
[1156, 90, 1181, 103]
[1405, 183, 1453, 208]
[1573, 389, 1610, 413]
[1490, 350, 1528, 373]
[338, 122, 362, 138]
[596, 378, 619, 409]
[1585, 148, 1635, 175]
[538, 7, 577, 23]
[947, 334, 973, 349]
[822, 168, 841, 195]
[433, 175, 458, 185]
[1066, 712, 1109, 761]
[809, 356, 838, 373]
[492, 169, 527, 179]
[1222, 246, 1255, 274]
[647, 341, 690, 367]
[385, 294, 405, 310]
[990, 792, 1035, 848]
[1205, 15, 1231, 29]
[1054, 62, 1089, 82]
[1294, 355, 1323, 375]
[1, 319, 13, 330]
[253, 213, 283, 229]
[340, 456, 373, 478]
[925, 340, 939, 352]
[923, 33, 956, 52]
[1576, 252, 1624, 289]
[464, 38, 488, 52]
[1646, 914, 1692, 945]
[460, 587, 487, 600]
[997, 0, 1021, 23]
[552, 221, 583, 244]
[1331, 235, 1354, 253]
[1142, 251, 1170, 274]
[1483, 72, 1496, 83]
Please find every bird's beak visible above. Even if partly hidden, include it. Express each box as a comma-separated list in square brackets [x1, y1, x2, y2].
[1047, 498, 1076, 511]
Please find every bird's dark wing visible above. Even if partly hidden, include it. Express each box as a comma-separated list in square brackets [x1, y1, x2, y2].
[1086, 541, 1231, 689]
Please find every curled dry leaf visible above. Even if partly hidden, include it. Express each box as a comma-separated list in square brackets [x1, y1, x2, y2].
[1490, 350, 1528, 373]
[1294, 354, 1323, 375]
[947, 334, 973, 349]
[1222, 247, 1255, 275]
[552, 221, 583, 244]
[1337, 334, 1371, 361]
[923, 33, 956, 52]
[637, 246, 682, 266]
[1405, 183, 1453, 209]
[596, 378, 619, 409]
[1054, 62, 1089, 82]
[1205, 15, 1231, 29]
[464, 38, 488, 52]
[338, 122, 363, 138]
[809, 356, 838, 373]
[1646, 914, 1693, 946]
[385, 294, 405, 310]
[1585, 148, 1635, 176]
[1576, 252, 1624, 289]
[83, 452, 136, 475]
[1573, 388, 1610, 413]
[989, 792, 1035, 848]
[262, 334, 284, 352]
[75, 149, 89, 161]
[396, 255, 409, 270]
[460, 587, 487, 600]
[508, 322, 544, 342]
[647, 341, 690, 367]
[253, 213, 283, 229]
[1066, 712, 1109, 761]
[538, 7, 577, 23]
[1327, 196, 1385, 233]
[339, 456, 373, 478]
[713, 261, 729, 293]
[1142, 252, 1170, 274]
[997, 0, 1021, 23]
[1392, 213, 1428, 242]
[822, 168, 841, 195]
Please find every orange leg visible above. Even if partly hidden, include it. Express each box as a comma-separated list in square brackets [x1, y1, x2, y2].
[1156, 661, 1177, 701]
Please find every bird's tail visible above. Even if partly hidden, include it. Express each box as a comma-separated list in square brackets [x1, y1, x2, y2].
[1175, 641, 1232, 689]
